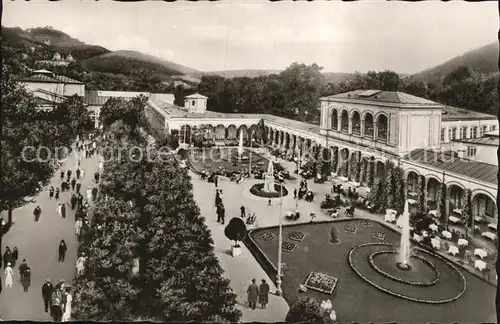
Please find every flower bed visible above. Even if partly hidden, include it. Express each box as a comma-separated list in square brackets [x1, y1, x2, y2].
[289, 231, 306, 242]
[361, 220, 373, 228]
[371, 232, 386, 240]
[282, 241, 297, 253]
[250, 183, 289, 198]
[344, 225, 358, 235]
[259, 232, 276, 241]
[304, 272, 339, 295]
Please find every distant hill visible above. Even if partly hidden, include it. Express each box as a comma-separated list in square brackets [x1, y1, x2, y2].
[415, 42, 498, 83]
[82, 50, 200, 79]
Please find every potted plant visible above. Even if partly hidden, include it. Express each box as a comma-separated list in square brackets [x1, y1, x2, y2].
[224, 217, 247, 257]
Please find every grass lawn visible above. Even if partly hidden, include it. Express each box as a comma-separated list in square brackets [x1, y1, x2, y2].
[247, 219, 496, 323]
[189, 147, 269, 173]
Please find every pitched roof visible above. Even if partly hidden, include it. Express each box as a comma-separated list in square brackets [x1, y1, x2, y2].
[453, 136, 499, 147]
[84, 90, 112, 106]
[52, 75, 83, 84]
[185, 93, 208, 99]
[441, 106, 496, 121]
[321, 90, 441, 106]
[31, 88, 67, 103]
[19, 73, 83, 84]
[404, 149, 497, 185]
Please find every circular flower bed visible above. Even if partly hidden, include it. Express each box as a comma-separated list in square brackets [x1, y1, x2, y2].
[348, 242, 467, 304]
[250, 183, 288, 198]
[258, 232, 276, 241]
[368, 250, 440, 286]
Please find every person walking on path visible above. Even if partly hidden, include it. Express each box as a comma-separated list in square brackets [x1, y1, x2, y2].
[259, 279, 270, 309]
[42, 278, 54, 313]
[61, 203, 66, 219]
[75, 219, 83, 237]
[3, 247, 12, 269]
[81, 168, 85, 178]
[76, 169, 81, 180]
[34, 205, 42, 222]
[58, 240, 67, 262]
[70, 194, 77, 210]
[76, 254, 86, 276]
[18, 258, 28, 279]
[66, 169, 72, 182]
[247, 279, 259, 310]
[61, 180, 66, 193]
[55, 188, 60, 200]
[62, 286, 72, 322]
[57, 204, 63, 218]
[60, 170, 65, 181]
[49, 186, 54, 199]
[11, 247, 18, 267]
[76, 183, 82, 194]
[240, 205, 246, 218]
[92, 187, 98, 201]
[71, 178, 76, 191]
[86, 187, 92, 202]
[4, 262, 14, 288]
[21, 266, 31, 292]
[214, 175, 218, 188]
[94, 172, 100, 184]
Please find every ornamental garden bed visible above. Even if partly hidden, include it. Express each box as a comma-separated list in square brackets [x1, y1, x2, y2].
[282, 241, 297, 253]
[250, 183, 289, 198]
[289, 231, 306, 242]
[304, 272, 339, 295]
[344, 225, 358, 235]
[259, 232, 275, 241]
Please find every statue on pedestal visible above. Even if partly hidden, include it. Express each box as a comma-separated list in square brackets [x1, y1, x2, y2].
[264, 161, 276, 193]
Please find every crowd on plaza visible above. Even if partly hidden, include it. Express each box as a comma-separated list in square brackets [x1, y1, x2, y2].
[1, 133, 102, 322]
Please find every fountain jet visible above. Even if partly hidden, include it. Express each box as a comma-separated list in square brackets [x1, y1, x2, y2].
[238, 131, 244, 156]
[398, 200, 411, 268]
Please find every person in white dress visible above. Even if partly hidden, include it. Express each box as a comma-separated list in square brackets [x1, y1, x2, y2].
[62, 287, 72, 322]
[76, 254, 86, 276]
[4, 263, 13, 288]
[86, 187, 92, 202]
[75, 219, 83, 236]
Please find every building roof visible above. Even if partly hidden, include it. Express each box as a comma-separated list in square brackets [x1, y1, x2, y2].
[31, 88, 67, 103]
[485, 129, 499, 137]
[185, 93, 208, 99]
[441, 106, 496, 121]
[19, 73, 83, 84]
[32, 69, 53, 74]
[84, 90, 112, 106]
[321, 90, 441, 106]
[404, 149, 498, 185]
[453, 136, 499, 147]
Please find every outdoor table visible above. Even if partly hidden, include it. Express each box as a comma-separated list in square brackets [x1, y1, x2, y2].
[413, 234, 423, 242]
[458, 239, 468, 247]
[475, 260, 487, 271]
[482, 231, 497, 241]
[474, 248, 488, 259]
[429, 224, 438, 232]
[474, 225, 481, 232]
[447, 245, 459, 256]
[488, 223, 497, 231]
[429, 210, 438, 218]
[453, 208, 462, 215]
[431, 238, 441, 250]
[422, 230, 429, 238]
[449, 216, 461, 224]
[442, 230, 452, 239]
[407, 198, 417, 205]
[385, 212, 396, 223]
[474, 216, 483, 223]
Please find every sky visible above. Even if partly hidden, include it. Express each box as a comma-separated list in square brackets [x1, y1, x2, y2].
[3, 1, 498, 73]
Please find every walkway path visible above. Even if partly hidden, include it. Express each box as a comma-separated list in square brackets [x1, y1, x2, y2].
[0, 145, 100, 320]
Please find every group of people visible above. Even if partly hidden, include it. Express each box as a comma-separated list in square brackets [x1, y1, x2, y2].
[294, 179, 314, 202]
[246, 279, 270, 310]
[3, 258, 32, 293]
[42, 278, 72, 322]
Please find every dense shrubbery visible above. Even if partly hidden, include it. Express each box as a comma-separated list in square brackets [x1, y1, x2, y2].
[72, 105, 241, 322]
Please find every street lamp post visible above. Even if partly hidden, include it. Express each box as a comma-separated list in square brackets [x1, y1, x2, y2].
[276, 178, 284, 296]
[295, 141, 303, 210]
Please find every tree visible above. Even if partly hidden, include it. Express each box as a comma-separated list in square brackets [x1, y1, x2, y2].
[224, 218, 247, 248]
[351, 151, 361, 182]
[365, 158, 374, 187]
[392, 166, 405, 214]
[463, 189, 473, 227]
[255, 119, 266, 146]
[384, 162, 395, 209]
[286, 297, 332, 324]
[416, 175, 426, 212]
[437, 183, 447, 223]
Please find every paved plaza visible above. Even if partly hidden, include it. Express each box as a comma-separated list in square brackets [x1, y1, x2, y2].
[0, 147, 100, 320]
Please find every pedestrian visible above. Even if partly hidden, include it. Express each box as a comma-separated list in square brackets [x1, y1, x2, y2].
[76, 169, 81, 179]
[259, 279, 270, 309]
[81, 169, 85, 178]
[4, 262, 13, 288]
[57, 204, 63, 218]
[71, 178, 76, 191]
[66, 169, 72, 182]
[34, 205, 42, 222]
[55, 188, 60, 200]
[214, 175, 218, 187]
[98, 161, 103, 172]
[76, 183, 81, 194]
[77, 194, 83, 207]
[268, 199, 272, 207]
[60, 170, 65, 181]
[49, 186, 54, 199]
[75, 254, 86, 276]
[58, 240, 67, 262]
[86, 187, 92, 201]
[220, 205, 226, 224]
[50, 287, 63, 321]
[21, 266, 31, 292]
[61, 203, 66, 219]
[62, 286, 72, 322]
[91, 187, 98, 201]
[246, 279, 259, 310]
[240, 205, 246, 218]
[94, 172, 100, 184]
[11, 247, 18, 267]
[61, 181, 66, 193]
[293, 188, 297, 199]
[75, 218, 82, 236]
[3, 247, 12, 269]
[70, 195, 77, 210]
[42, 278, 54, 313]
[18, 258, 28, 279]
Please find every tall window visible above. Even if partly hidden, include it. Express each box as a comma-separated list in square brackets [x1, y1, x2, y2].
[491, 125, 497, 131]
[459, 127, 468, 139]
[448, 128, 457, 141]
[440, 128, 445, 142]
[471, 126, 478, 138]
[467, 146, 477, 157]
[480, 125, 487, 137]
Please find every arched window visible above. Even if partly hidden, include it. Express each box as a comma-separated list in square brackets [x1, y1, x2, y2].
[331, 109, 338, 130]
[376, 114, 388, 142]
[340, 110, 349, 132]
[364, 113, 374, 138]
[180, 125, 191, 143]
[352, 112, 361, 135]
